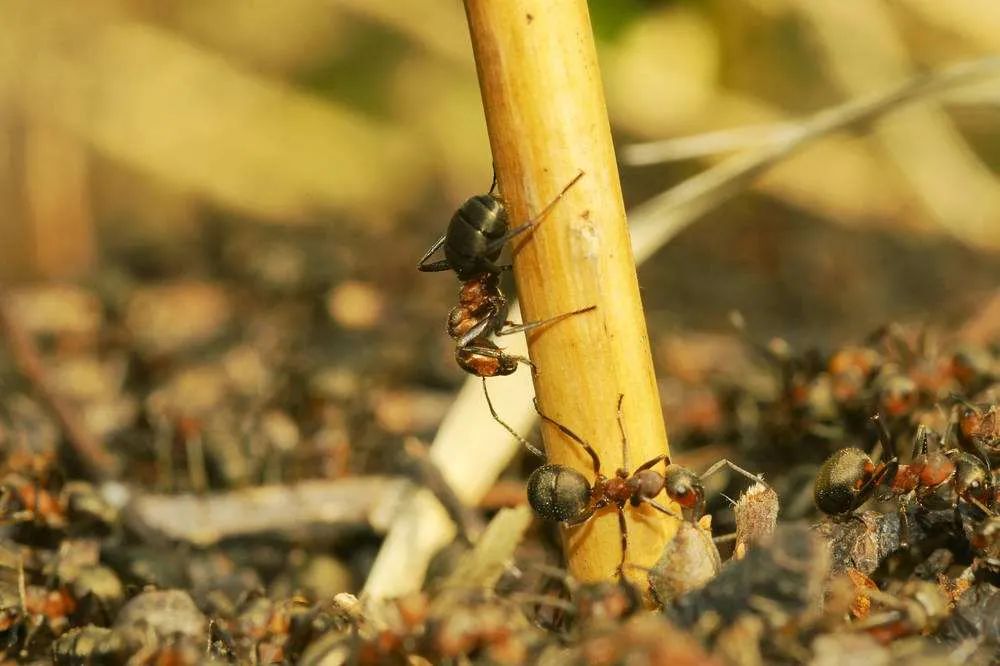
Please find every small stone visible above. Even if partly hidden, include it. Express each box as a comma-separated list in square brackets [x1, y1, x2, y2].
[114, 589, 207, 645]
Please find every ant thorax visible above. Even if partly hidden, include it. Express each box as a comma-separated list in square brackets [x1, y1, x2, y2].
[447, 274, 507, 343]
[600, 471, 634, 506]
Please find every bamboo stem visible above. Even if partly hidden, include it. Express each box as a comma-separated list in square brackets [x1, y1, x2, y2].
[464, 0, 676, 586]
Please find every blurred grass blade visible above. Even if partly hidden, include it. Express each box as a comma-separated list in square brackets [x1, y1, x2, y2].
[797, 1, 1000, 251]
[624, 57, 1000, 167]
[0, 4, 425, 223]
[627, 56, 1000, 257]
[625, 122, 800, 164]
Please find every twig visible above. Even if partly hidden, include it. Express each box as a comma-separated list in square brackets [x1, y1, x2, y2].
[0, 287, 117, 481]
[464, 0, 676, 588]
[624, 57, 1000, 167]
[626, 56, 1000, 262]
[123, 477, 409, 546]
[402, 437, 484, 543]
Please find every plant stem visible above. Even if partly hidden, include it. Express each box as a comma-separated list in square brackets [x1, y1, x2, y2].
[464, 0, 676, 586]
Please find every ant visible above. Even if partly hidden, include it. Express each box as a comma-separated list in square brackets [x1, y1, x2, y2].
[814, 416, 994, 518]
[417, 170, 584, 280]
[419, 170, 595, 453]
[955, 398, 998, 467]
[526, 394, 767, 576]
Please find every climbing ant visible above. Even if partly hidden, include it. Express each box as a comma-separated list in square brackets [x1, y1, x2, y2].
[813, 416, 994, 517]
[418, 170, 595, 454]
[526, 394, 767, 576]
[417, 171, 584, 280]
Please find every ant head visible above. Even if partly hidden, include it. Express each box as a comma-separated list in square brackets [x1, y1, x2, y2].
[949, 451, 993, 506]
[813, 447, 879, 515]
[527, 464, 591, 523]
[662, 467, 704, 519]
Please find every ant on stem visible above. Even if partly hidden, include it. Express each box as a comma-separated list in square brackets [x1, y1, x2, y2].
[418, 170, 595, 454]
[526, 394, 767, 576]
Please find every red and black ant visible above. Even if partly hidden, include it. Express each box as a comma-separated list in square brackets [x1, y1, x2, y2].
[427, 170, 593, 381]
[526, 394, 766, 576]
[814, 416, 994, 518]
[955, 398, 998, 467]
[418, 171, 595, 453]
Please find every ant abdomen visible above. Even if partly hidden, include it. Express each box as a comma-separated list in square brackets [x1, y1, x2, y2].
[445, 195, 508, 279]
[814, 447, 875, 515]
[527, 464, 591, 523]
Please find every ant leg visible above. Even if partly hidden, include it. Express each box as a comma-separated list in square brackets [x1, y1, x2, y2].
[643, 498, 682, 520]
[534, 398, 601, 476]
[699, 459, 770, 489]
[872, 413, 894, 462]
[910, 425, 930, 460]
[483, 170, 586, 256]
[616, 505, 628, 579]
[496, 305, 596, 337]
[852, 459, 899, 510]
[456, 316, 499, 348]
[634, 455, 669, 474]
[488, 166, 498, 196]
[616, 393, 629, 472]
[417, 234, 450, 272]
[897, 498, 911, 549]
[968, 438, 994, 475]
[482, 379, 544, 458]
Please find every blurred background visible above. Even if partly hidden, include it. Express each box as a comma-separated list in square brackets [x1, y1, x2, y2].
[0, 0, 997, 632]
[0, 0, 997, 480]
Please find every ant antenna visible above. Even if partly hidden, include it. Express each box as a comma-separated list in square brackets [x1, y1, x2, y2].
[488, 166, 499, 197]
[872, 412, 893, 462]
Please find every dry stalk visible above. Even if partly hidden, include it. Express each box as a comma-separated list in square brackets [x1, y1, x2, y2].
[463, 0, 676, 587]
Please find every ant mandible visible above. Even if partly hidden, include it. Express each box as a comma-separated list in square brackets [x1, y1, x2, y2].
[526, 394, 767, 576]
